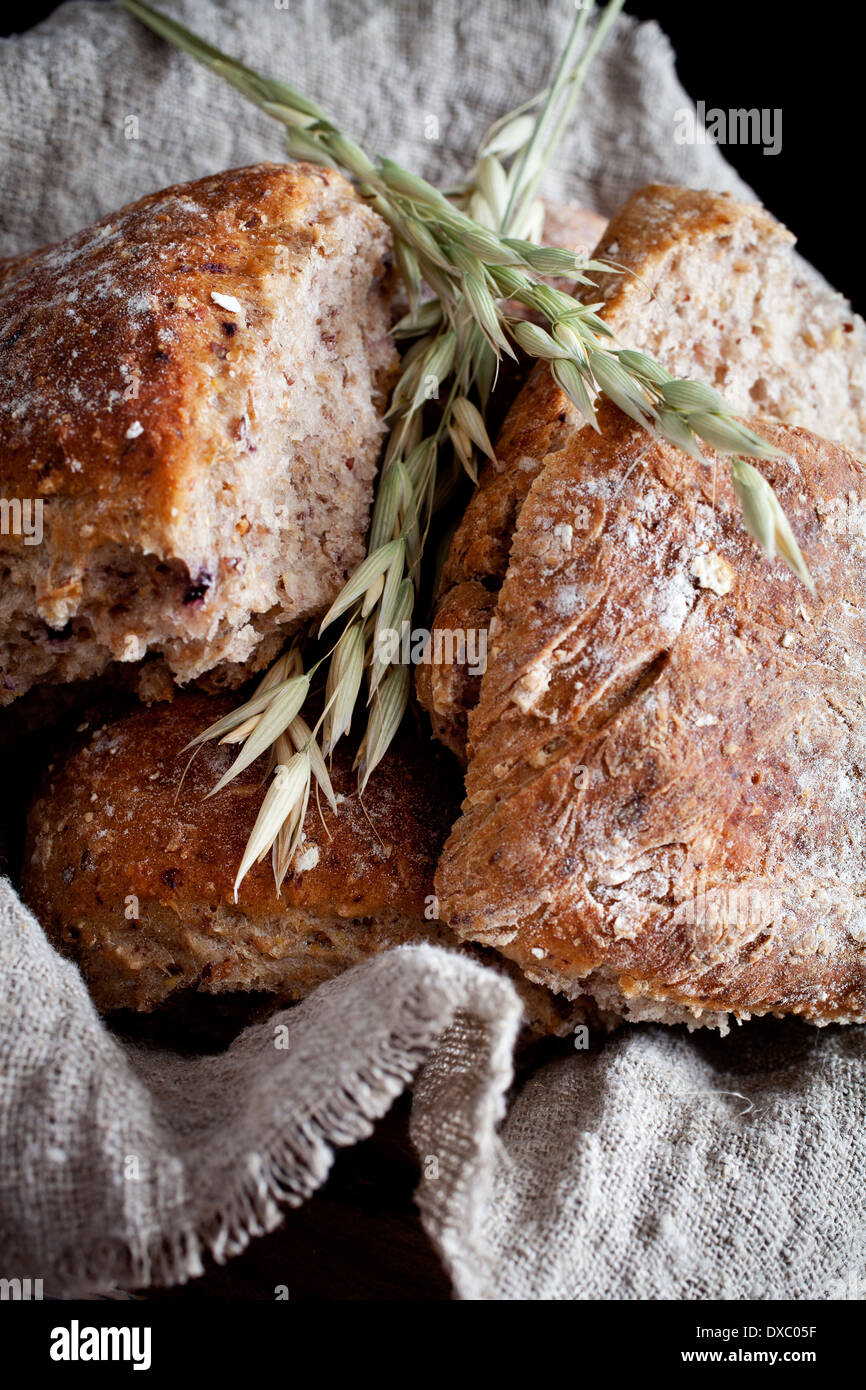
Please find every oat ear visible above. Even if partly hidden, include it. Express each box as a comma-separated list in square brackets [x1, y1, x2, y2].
[731, 458, 815, 594]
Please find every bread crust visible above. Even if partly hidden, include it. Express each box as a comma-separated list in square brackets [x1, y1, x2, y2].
[0, 162, 397, 703]
[413, 579, 497, 761]
[21, 692, 581, 1035]
[23, 693, 455, 983]
[0, 161, 385, 543]
[584, 182, 788, 319]
[418, 184, 866, 761]
[436, 404, 866, 1027]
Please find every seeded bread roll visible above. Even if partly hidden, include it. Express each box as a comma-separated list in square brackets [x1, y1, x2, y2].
[21, 692, 580, 1036]
[418, 184, 866, 761]
[0, 162, 398, 706]
[436, 402, 866, 1031]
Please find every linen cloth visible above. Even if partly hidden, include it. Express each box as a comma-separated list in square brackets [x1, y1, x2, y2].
[1, 0, 862, 1301]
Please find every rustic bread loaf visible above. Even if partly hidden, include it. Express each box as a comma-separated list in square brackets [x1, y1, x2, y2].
[418, 184, 866, 761]
[414, 204, 605, 755]
[436, 401, 866, 1030]
[22, 692, 579, 1036]
[0, 162, 398, 707]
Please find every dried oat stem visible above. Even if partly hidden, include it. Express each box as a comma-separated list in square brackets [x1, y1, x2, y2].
[123, 0, 812, 891]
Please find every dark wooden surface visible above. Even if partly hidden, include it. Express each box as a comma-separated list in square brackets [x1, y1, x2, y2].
[130, 1030, 566, 1301]
[138, 1097, 453, 1301]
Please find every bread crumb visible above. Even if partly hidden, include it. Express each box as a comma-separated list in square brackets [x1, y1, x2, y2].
[689, 548, 735, 597]
[513, 662, 551, 712]
[294, 844, 320, 874]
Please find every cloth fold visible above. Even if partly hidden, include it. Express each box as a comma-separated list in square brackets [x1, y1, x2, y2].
[1, 0, 863, 1301]
[0, 881, 525, 1292]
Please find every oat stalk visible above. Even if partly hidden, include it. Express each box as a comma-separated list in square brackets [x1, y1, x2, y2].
[123, 0, 813, 893]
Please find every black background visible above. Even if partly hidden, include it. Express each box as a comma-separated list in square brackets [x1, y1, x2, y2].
[0, 0, 860, 310]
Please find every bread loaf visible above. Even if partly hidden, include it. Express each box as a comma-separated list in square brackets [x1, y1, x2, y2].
[0, 163, 398, 706]
[418, 185, 866, 761]
[414, 203, 606, 754]
[436, 402, 866, 1030]
[22, 692, 579, 1036]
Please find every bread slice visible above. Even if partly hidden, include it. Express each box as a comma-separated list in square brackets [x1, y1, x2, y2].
[418, 185, 866, 761]
[0, 163, 398, 706]
[21, 692, 580, 1037]
[436, 402, 866, 1031]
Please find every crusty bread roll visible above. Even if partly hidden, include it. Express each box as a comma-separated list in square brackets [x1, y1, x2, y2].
[417, 184, 866, 761]
[21, 692, 580, 1036]
[436, 401, 866, 1031]
[414, 204, 605, 753]
[0, 163, 397, 707]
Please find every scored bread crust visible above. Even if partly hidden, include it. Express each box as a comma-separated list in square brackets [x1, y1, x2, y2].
[0, 162, 398, 705]
[436, 403, 866, 1029]
[21, 692, 580, 1035]
[418, 184, 866, 761]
